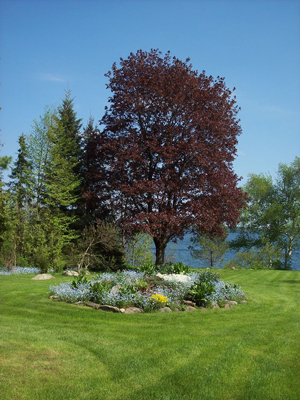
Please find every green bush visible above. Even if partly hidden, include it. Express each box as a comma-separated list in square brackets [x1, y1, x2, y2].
[71, 273, 89, 289]
[188, 280, 216, 306]
[89, 280, 113, 301]
[137, 261, 191, 275]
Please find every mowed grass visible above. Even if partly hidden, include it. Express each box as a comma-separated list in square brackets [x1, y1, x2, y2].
[0, 270, 299, 400]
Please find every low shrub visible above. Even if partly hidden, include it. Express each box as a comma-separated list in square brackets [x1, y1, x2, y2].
[136, 261, 191, 275]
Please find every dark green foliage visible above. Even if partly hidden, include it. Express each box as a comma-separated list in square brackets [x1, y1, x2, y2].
[0, 102, 83, 271]
[57, 89, 82, 169]
[55, 89, 84, 232]
[89, 280, 111, 301]
[187, 270, 220, 306]
[188, 281, 215, 306]
[136, 261, 190, 275]
[7, 134, 32, 260]
[157, 261, 191, 275]
[0, 140, 12, 256]
[135, 261, 158, 275]
[69, 220, 126, 272]
[32, 251, 50, 274]
[71, 273, 88, 289]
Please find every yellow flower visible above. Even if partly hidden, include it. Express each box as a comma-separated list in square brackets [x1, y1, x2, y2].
[150, 293, 168, 304]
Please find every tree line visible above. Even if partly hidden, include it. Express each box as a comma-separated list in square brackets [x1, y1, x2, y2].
[0, 49, 299, 271]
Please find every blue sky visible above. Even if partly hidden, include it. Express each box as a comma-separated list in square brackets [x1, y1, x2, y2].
[0, 0, 299, 185]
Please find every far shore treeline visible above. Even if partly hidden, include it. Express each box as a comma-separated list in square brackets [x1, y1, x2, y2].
[0, 50, 299, 272]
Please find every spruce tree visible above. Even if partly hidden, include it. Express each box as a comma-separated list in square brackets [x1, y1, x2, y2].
[55, 89, 84, 229]
[57, 89, 82, 174]
[25, 107, 81, 271]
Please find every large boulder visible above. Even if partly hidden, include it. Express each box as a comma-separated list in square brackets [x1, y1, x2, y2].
[32, 274, 55, 280]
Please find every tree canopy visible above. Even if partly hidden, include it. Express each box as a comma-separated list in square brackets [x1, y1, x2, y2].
[232, 157, 300, 269]
[84, 49, 246, 264]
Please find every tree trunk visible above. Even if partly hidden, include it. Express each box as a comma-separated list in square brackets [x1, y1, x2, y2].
[153, 237, 167, 265]
[283, 235, 293, 270]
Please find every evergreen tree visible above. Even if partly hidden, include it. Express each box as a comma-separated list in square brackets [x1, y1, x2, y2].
[8, 134, 32, 260]
[0, 139, 12, 265]
[55, 89, 84, 229]
[57, 89, 82, 168]
[25, 107, 81, 271]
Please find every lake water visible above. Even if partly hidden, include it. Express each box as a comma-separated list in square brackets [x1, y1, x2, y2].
[154, 233, 300, 271]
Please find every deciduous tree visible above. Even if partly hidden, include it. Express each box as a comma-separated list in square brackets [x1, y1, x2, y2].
[233, 157, 300, 269]
[189, 230, 229, 268]
[84, 49, 246, 264]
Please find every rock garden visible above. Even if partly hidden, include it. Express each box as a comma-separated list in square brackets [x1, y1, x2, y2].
[49, 268, 246, 313]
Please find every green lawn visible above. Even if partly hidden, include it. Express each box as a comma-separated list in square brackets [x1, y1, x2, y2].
[0, 270, 299, 400]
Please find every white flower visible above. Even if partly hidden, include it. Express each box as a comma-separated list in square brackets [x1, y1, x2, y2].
[156, 273, 192, 283]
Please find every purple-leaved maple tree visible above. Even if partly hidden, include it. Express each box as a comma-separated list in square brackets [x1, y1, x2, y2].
[84, 49, 246, 265]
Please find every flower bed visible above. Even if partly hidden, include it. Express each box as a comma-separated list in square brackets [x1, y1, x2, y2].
[49, 269, 245, 312]
[0, 267, 41, 275]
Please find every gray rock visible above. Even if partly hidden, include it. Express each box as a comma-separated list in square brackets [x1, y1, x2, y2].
[62, 270, 79, 276]
[183, 300, 196, 307]
[185, 305, 197, 311]
[32, 274, 55, 280]
[99, 305, 121, 313]
[228, 300, 238, 306]
[86, 301, 100, 309]
[211, 301, 220, 309]
[124, 307, 144, 314]
[224, 303, 232, 309]
[110, 285, 121, 295]
[159, 307, 172, 312]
